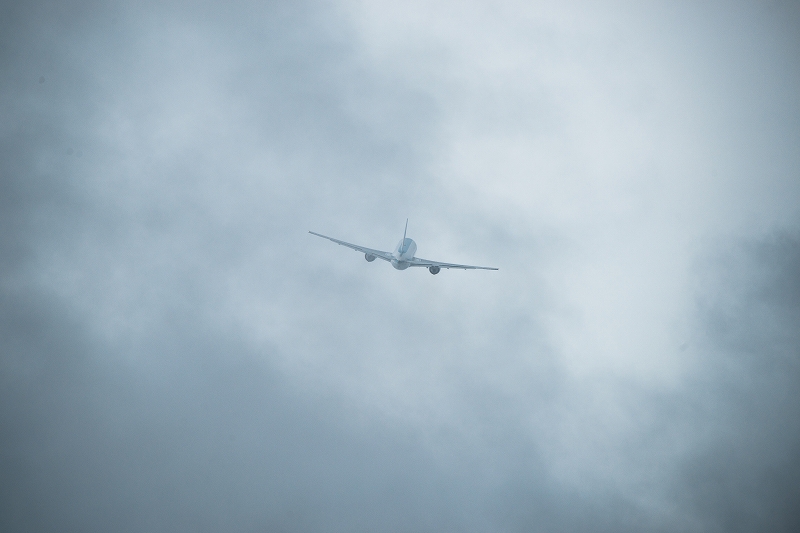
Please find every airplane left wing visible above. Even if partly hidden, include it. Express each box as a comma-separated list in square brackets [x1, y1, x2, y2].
[408, 256, 498, 270]
[308, 231, 394, 262]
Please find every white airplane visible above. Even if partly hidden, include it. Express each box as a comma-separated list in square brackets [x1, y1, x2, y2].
[309, 220, 498, 274]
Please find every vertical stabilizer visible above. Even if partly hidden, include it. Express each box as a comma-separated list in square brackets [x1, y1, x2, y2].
[403, 218, 408, 243]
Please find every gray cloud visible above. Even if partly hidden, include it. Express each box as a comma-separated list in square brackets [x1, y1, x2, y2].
[673, 233, 800, 532]
[2, 0, 799, 531]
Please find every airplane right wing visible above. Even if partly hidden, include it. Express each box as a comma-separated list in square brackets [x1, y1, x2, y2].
[407, 256, 498, 270]
[308, 231, 394, 262]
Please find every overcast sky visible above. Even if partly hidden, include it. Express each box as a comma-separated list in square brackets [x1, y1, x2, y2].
[2, 1, 799, 531]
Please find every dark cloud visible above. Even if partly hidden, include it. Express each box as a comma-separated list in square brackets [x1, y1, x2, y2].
[0, 287, 457, 532]
[675, 233, 800, 532]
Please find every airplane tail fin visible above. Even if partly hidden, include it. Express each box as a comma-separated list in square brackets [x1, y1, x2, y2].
[403, 218, 408, 242]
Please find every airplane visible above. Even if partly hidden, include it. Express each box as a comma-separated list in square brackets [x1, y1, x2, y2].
[309, 219, 498, 274]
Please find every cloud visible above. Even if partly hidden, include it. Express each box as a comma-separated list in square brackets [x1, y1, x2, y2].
[2, 0, 799, 531]
[674, 233, 800, 532]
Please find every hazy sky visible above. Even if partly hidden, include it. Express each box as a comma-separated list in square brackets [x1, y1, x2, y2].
[2, 1, 799, 531]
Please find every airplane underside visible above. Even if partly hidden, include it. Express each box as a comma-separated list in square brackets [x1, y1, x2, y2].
[391, 259, 410, 270]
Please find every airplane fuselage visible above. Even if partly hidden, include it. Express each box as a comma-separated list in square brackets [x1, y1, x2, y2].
[391, 237, 417, 270]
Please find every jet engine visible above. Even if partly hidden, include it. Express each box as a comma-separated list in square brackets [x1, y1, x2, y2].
[365, 253, 376, 262]
[428, 265, 440, 275]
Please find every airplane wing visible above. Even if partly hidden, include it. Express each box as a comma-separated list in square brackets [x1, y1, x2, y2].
[308, 231, 394, 262]
[407, 256, 498, 270]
